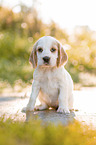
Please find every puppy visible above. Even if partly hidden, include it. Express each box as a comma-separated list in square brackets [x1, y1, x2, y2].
[27, 36, 73, 114]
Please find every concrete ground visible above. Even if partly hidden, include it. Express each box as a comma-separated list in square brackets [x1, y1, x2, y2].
[0, 87, 96, 128]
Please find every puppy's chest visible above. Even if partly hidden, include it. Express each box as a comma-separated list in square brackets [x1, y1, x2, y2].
[40, 75, 59, 96]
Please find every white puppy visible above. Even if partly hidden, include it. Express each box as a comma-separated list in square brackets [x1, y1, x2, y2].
[27, 36, 73, 114]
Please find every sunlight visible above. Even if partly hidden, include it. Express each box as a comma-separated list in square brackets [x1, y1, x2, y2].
[74, 88, 96, 113]
[1, 0, 96, 31]
[39, 0, 96, 31]
[12, 5, 21, 13]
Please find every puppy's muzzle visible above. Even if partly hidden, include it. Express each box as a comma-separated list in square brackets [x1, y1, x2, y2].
[43, 56, 50, 64]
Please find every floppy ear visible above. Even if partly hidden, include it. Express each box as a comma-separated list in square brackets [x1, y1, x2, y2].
[29, 42, 37, 68]
[57, 42, 68, 67]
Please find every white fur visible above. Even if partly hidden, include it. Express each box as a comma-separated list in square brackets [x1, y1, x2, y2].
[27, 36, 73, 114]
[37, 36, 58, 67]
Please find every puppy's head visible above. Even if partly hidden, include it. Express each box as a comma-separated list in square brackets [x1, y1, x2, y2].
[29, 36, 68, 68]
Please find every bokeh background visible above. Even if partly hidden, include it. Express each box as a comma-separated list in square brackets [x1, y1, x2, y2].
[0, 0, 96, 93]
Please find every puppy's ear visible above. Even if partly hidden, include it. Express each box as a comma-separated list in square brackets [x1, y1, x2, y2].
[29, 42, 37, 68]
[57, 42, 68, 67]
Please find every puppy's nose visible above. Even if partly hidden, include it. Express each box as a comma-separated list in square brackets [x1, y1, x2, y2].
[43, 56, 50, 63]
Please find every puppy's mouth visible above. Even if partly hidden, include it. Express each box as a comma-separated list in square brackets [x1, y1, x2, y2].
[41, 62, 54, 68]
[44, 62, 49, 65]
[43, 62, 50, 67]
[42, 61, 51, 67]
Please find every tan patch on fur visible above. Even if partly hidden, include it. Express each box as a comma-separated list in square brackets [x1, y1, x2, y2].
[57, 42, 68, 67]
[29, 43, 37, 68]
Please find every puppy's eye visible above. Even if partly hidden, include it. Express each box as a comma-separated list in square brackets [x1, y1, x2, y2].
[50, 48, 56, 52]
[38, 48, 43, 52]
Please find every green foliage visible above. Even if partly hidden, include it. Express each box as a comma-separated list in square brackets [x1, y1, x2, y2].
[0, 31, 33, 85]
[0, 118, 96, 145]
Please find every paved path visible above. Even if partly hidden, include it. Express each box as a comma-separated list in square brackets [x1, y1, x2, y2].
[0, 87, 96, 128]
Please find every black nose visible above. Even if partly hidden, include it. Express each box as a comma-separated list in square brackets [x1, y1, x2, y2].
[43, 56, 50, 63]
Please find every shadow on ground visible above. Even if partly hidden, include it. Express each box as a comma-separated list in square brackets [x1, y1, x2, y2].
[25, 109, 75, 125]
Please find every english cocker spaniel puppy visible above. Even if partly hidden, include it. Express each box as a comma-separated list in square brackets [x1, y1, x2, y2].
[27, 36, 73, 114]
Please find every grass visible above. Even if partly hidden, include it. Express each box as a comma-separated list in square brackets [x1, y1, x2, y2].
[0, 117, 96, 145]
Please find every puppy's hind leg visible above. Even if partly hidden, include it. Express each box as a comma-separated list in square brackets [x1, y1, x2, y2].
[35, 103, 48, 111]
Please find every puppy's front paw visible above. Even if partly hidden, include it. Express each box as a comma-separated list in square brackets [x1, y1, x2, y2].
[21, 107, 26, 112]
[57, 107, 70, 114]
